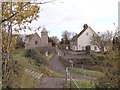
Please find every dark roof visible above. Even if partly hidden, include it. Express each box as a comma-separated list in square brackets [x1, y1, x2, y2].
[71, 24, 97, 41]
[71, 28, 87, 41]
[25, 33, 40, 41]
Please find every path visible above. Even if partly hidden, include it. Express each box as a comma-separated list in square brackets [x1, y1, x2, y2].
[48, 54, 66, 74]
[40, 76, 65, 88]
[40, 53, 66, 88]
[40, 47, 96, 88]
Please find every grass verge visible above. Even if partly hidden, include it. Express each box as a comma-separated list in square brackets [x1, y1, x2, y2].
[64, 79, 97, 88]
[39, 66, 65, 78]
[68, 68, 104, 78]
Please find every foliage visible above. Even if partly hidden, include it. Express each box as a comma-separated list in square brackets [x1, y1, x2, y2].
[24, 49, 48, 65]
[60, 30, 71, 45]
[68, 68, 104, 78]
[20, 72, 39, 88]
[91, 37, 119, 88]
[49, 36, 60, 46]
[95, 47, 119, 88]
[12, 49, 42, 88]
[65, 80, 96, 88]
[3, 60, 24, 88]
[39, 66, 65, 78]
[2, 2, 40, 88]
[48, 37, 56, 46]
[36, 46, 56, 56]
[90, 31, 113, 52]
[15, 37, 25, 49]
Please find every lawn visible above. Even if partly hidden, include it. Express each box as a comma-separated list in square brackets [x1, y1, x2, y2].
[64, 79, 97, 88]
[12, 48, 65, 88]
[12, 49, 42, 88]
[68, 68, 104, 78]
[38, 66, 65, 78]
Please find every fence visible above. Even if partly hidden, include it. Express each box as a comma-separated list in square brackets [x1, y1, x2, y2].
[66, 67, 80, 90]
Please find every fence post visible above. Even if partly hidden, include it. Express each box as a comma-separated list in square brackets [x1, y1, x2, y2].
[66, 67, 68, 88]
[70, 79, 72, 90]
[69, 59, 73, 68]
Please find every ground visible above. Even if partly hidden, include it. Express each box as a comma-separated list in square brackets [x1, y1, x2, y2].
[40, 47, 96, 88]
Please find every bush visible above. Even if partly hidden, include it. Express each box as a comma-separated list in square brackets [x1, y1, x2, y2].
[24, 49, 48, 65]
[15, 37, 25, 49]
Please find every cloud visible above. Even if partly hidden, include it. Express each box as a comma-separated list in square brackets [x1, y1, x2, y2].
[25, 0, 119, 38]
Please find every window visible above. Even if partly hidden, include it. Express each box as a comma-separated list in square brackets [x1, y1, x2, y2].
[94, 46, 97, 50]
[93, 34, 95, 37]
[35, 40, 38, 45]
[86, 32, 88, 36]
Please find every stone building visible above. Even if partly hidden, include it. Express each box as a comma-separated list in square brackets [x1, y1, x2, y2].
[25, 27, 49, 49]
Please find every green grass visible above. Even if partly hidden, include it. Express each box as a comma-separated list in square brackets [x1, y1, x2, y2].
[20, 72, 40, 88]
[39, 66, 65, 78]
[64, 79, 97, 88]
[12, 49, 43, 88]
[12, 48, 64, 88]
[75, 80, 96, 88]
[68, 68, 104, 78]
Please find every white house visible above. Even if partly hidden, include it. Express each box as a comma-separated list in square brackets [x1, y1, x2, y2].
[70, 24, 100, 52]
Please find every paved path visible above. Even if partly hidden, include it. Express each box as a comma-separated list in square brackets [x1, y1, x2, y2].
[40, 76, 65, 88]
[48, 54, 66, 74]
[40, 47, 96, 88]
[40, 53, 66, 88]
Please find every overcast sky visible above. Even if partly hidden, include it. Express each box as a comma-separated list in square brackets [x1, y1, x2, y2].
[23, 0, 119, 39]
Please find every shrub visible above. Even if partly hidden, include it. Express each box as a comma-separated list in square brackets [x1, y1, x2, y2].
[24, 49, 48, 65]
[15, 37, 25, 49]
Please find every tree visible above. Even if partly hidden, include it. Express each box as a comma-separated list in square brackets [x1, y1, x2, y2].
[1, 1, 63, 88]
[62, 30, 72, 41]
[91, 31, 113, 53]
[15, 37, 25, 49]
[1, 2, 40, 88]
[95, 39, 119, 88]
[91, 30, 119, 88]
[51, 36, 60, 45]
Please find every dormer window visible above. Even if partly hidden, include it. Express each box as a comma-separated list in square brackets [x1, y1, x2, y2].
[35, 40, 38, 45]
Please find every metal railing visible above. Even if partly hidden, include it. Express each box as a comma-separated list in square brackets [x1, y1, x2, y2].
[66, 67, 80, 90]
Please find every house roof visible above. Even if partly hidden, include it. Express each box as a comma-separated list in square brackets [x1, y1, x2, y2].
[71, 24, 97, 41]
[71, 24, 88, 41]
[25, 33, 40, 41]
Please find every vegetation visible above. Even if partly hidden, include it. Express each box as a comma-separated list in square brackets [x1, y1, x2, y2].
[39, 66, 65, 78]
[24, 49, 49, 65]
[15, 37, 25, 49]
[68, 68, 104, 78]
[2, 2, 40, 88]
[64, 80, 96, 88]
[91, 30, 119, 88]
[11, 48, 65, 88]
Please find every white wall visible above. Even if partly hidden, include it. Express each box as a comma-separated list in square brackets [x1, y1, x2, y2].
[77, 28, 100, 52]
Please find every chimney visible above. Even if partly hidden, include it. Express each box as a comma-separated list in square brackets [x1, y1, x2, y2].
[83, 24, 88, 30]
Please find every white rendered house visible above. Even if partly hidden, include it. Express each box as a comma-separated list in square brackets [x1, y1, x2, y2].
[70, 24, 100, 52]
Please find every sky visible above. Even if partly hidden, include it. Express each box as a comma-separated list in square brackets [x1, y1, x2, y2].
[22, 0, 120, 39]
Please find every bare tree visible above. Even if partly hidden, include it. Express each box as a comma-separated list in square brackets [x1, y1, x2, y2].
[91, 31, 113, 53]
